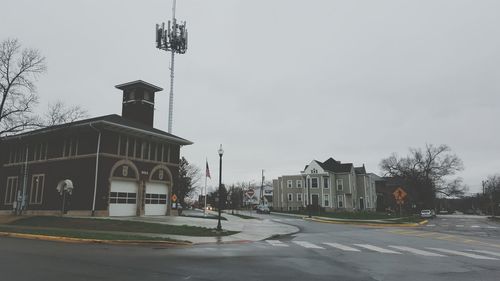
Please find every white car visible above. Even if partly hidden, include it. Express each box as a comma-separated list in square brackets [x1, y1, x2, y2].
[420, 209, 436, 218]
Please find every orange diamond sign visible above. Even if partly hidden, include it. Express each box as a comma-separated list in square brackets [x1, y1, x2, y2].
[393, 187, 407, 201]
[171, 194, 177, 202]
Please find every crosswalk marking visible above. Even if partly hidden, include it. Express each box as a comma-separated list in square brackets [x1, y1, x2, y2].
[388, 246, 445, 257]
[266, 240, 289, 247]
[323, 243, 360, 252]
[293, 241, 324, 249]
[353, 244, 401, 254]
[426, 248, 498, 260]
[467, 249, 500, 257]
[470, 225, 480, 228]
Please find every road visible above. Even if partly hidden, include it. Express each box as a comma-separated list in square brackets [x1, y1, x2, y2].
[416, 214, 500, 239]
[1, 213, 500, 281]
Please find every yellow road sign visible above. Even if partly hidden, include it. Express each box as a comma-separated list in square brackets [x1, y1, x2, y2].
[393, 187, 407, 200]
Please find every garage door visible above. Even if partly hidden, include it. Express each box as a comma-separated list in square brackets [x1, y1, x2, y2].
[109, 180, 138, 216]
[145, 182, 168, 216]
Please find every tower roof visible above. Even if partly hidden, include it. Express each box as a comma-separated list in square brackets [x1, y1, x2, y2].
[115, 80, 163, 92]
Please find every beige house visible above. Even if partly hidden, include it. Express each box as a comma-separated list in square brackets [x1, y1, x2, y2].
[273, 158, 376, 212]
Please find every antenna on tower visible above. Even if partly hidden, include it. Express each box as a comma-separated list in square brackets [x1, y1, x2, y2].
[155, 0, 188, 134]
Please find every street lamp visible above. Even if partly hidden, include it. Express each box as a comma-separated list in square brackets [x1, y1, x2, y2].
[216, 144, 224, 231]
[306, 175, 312, 218]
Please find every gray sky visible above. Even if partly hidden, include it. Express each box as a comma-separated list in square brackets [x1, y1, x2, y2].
[2, 0, 499, 193]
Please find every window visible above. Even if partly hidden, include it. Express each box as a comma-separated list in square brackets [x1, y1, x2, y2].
[337, 195, 344, 208]
[151, 143, 157, 161]
[287, 193, 293, 201]
[297, 193, 302, 201]
[324, 194, 329, 207]
[109, 192, 137, 204]
[336, 179, 343, 191]
[30, 174, 45, 204]
[287, 180, 292, 188]
[141, 141, 148, 159]
[119, 136, 127, 156]
[63, 139, 78, 157]
[145, 193, 167, 204]
[323, 177, 329, 188]
[296, 180, 302, 188]
[134, 139, 141, 158]
[311, 168, 318, 174]
[4, 177, 19, 205]
[311, 178, 318, 188]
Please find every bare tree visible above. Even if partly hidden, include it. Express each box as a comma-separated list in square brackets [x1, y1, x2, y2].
[44, 101, 88, 126]
[380, 144, 465, 205]
[0, 38, 46, 136]
[175, 157, 202, 205]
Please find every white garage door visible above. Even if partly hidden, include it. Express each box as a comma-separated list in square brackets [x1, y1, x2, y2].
[109, 180, 138, 216]
[145, 182, 168, 216]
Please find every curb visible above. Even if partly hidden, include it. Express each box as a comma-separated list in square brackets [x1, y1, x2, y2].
[307, 217, 427, 227]
[0, 231, 192, 246]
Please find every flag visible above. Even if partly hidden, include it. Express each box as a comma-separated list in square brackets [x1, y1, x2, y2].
[206, 161, 211, 179]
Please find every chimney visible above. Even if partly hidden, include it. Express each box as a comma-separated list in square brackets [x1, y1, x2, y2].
[115, 80, 163, 127]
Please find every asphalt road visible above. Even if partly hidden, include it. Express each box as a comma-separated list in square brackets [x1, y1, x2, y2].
[1, 213, 500, 281]
[416, 214, 500, 239]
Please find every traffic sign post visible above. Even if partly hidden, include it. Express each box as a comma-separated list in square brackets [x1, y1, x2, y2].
[393, 188, 407, 217]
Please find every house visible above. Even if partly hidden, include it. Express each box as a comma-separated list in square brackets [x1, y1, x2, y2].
[0, 80, 192, 217]
[272, 158, 377, 212]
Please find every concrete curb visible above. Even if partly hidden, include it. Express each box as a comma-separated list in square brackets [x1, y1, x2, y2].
[0, 231, 192, 246]
[307, 217, 428, 227]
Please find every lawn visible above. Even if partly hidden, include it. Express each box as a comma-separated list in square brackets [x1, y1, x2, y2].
[8, 216, 239, 237]
[0, 225, 178, 241]
[275, 210, 422, 221]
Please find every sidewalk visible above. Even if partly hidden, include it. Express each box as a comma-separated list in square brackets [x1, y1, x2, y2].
[99, 210, 299, 244]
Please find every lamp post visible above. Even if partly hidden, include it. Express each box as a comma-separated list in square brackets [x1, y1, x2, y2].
[216, 144, 224, 231]
[306, 175, 312, 218]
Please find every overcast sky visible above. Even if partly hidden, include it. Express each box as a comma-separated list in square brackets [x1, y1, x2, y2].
[2, 0, 499, 193]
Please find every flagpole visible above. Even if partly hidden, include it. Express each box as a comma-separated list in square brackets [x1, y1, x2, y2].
[204, 159, 208, 216]
[204, 174, 208, 216]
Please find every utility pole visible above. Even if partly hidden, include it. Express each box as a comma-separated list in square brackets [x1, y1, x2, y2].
[155, 0, 188, 133]
[261, 170, 265, 205]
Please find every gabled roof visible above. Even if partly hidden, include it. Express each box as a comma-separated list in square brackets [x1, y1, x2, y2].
[1, 114, 192, 145]
[354, 166, 366, 175]
[317, 157, 353, 173]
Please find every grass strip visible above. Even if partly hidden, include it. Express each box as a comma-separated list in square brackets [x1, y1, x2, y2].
[0, 225, 176, 241]
[9, 216, 238, 237]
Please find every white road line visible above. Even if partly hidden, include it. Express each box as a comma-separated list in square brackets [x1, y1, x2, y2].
[388, 246, 445, 257]
[486, 226, 498, 229]
[456, 225, 464, 227]
[266, 240, 289, 247]
[426, 248, 498, 260]
[293, 241, 325, 249]
[470, 225, 480, 228]
[353, 244, 401, 254]
[323, 243, 361, 252]
[467, 250, 500, 258]
[272, 219, 283, 222]
[427, 224, 436, 227]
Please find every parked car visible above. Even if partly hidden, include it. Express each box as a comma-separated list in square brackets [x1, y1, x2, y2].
[256, 205, 270, 214]
[420, 209, 436, 218]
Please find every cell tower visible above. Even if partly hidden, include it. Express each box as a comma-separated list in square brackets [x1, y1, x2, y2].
[155, 0, 188, 134]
